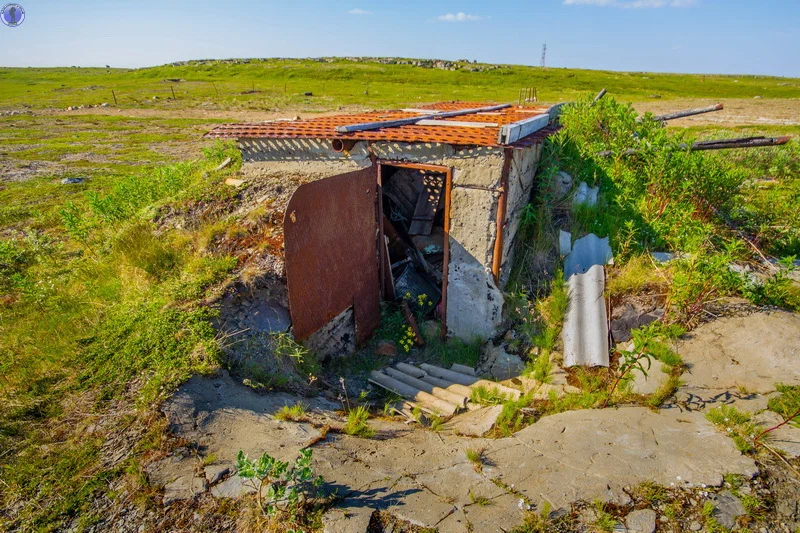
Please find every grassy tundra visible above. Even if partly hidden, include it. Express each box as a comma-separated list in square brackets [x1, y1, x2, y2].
[2, 57, 799, 111]
[0, 59, 798, 531]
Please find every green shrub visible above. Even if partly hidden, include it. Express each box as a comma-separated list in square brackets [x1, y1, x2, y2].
[236, 448, 323, 521]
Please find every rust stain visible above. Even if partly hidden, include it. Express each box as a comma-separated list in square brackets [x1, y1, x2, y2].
[283, 166, 380, 343]
[206, 102, 555, 148]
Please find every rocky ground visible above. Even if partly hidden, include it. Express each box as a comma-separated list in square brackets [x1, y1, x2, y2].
[118, 310, 800, 533]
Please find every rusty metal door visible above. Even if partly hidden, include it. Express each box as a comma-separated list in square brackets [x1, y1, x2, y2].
[284, 166, 380, 344]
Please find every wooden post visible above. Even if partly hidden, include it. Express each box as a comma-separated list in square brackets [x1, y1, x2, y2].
[171, 86, 176, 99]
[212, 82, 219, 97]
[111, 90, 117, 105]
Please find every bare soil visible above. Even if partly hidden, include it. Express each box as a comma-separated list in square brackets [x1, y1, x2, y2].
[632, 98, 800, 127]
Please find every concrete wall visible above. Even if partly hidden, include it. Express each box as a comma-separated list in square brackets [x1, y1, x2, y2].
[238, 138, 537, 343]
[499, 145, 543, 287]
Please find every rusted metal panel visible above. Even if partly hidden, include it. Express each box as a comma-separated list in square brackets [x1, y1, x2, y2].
[284, 167, 380, 344]
[205, 102, 556, 147]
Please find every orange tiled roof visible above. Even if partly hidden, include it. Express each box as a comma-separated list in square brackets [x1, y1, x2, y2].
[205, 102, 557, 147]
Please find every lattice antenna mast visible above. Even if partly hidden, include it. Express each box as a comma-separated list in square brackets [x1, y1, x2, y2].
[540, 43, 547, 68]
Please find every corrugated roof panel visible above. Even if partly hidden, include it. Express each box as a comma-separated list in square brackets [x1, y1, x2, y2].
[204, 102, 557, 147]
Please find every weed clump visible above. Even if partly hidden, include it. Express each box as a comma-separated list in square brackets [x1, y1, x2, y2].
[706, 405, 758, 453]
[343, 406, 374, 438]
[275, 403, 307, 422]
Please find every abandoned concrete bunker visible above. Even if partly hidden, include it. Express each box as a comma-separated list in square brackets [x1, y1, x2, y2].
[206, 102, 562, 358]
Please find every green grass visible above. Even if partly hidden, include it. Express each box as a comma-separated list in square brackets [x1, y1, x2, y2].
[465, 446, 485, 469]
[275, 404, 308, 422]
[768, 384, 800, 426]
[470, 385, 512, 406]
[0, 143, 245, 530]
[706, 405, 759, 454]
[343, 406, 374, 438]
[2, 60, 799, 113]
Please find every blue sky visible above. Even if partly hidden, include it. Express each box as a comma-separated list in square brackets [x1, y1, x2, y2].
[1, 0, 798, 76]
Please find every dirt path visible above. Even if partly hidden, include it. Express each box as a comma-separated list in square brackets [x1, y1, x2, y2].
[632, 98, 800, 127]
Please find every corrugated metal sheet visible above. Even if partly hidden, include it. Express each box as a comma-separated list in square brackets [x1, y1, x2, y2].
[562, 264, 609, 368]
[205, 102, 556, 148]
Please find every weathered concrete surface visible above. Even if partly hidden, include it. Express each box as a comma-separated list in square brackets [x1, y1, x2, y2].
[672, 386, 776, 413]
[448, 186, 498, 269]
[370, 142, 505, 189]
[480, 344, 524, 380]
[446, 240, 503, 340]
[241, 138, 372, 165]
[322, 506, 374, 533]
[500, 144, 542, 285]
[304, 306, 356, 360]
[162, 370, 339, 501]
[160, 375, 758, 531]
[484, 407, 757, 510]
[675, 311, 800, 393]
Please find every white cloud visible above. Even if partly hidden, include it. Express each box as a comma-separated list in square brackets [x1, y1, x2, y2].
[347, 8, 373, 15]
[563, 0, 696, 7]
[437, 12, 482, 22]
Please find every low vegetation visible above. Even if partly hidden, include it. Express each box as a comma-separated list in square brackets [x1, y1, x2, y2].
[236, 447, 324, 529]
[3, 60, 799, 114]
[343, 405, 374, 438]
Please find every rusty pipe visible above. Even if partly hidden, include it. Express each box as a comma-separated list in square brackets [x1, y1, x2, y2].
[331, 138, 357, 152]
[491, 148, 513, 285]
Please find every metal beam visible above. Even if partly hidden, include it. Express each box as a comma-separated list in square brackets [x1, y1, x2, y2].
[497, 113, 549, 145]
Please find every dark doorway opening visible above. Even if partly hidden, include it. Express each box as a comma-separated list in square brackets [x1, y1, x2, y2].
[378, 162, 451, 336]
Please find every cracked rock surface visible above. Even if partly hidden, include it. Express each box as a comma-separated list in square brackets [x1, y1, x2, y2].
[158, 373, 758, 532]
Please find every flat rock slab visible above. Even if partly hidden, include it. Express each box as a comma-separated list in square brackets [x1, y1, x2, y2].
[755, 410, 800, 458]
[162, 375, 758, 531]
[163, 370, 338, 464]
[484, 407, 758, 510]
[444, 405, 503, 437]
[626, 508, 656, 533]
[675, 311, 800, 393]
[671, 386, 775, 413]
[629, 359, 668, 395]
[322, 506, 374, 533]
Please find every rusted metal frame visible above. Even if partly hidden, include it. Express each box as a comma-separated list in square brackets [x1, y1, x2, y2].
[440, 166, 453, 340]
[491, 148, 514, 284]
[377, 161, 387, 300]
[377, 160, 454, 173]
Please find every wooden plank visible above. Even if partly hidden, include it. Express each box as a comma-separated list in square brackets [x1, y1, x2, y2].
[497, 113, 549, 145]
[408, 174, 444, 236]
[415, 120, 498, 128]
